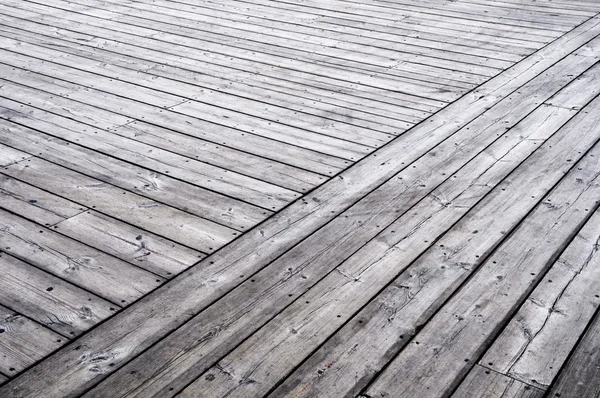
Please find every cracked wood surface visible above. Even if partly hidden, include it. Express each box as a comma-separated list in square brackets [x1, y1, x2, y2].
[0, 303, 64, 376]
[1, 0, 600, 396]
[174, 58, 600, 398]
[452, 365, 544, 398]
[548, 292, 600, 398]
[481, 208, 600, 390]
[363, 113, 600, 397]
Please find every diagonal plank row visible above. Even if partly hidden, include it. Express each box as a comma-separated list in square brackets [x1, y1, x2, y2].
[1, 8, 599, 397]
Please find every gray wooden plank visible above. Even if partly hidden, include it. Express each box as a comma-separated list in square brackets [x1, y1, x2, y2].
[225, 0, 564, 38]
[216, 103, 585, 398]
[452, 365, 543, 398]
[139, 0, 531, 61]
[54, 210, 203, 278]
[273, 0, 571, 33]
[481, 208, 600, 389]
[545, 60, 600, 110]
[0, 373, 7, 384]
[547, 309, 600, 397]
[0, 304, 64, 376]
[0, 59, 372, 166]
[0, 252, 116, 337]
[0, 173, 87, 227]
[2, 13, 599, 398]
[0, 66, 346, 178]
[174, 96, 600, 398]
[363, 124, 600, 398]
[197, 0, 560, 44]
[419, 0, 585, 26]
[112, 121, 327, 193]
[0, 24, 413, 137]
[0, 144, 30, 167]
[461, 0, 598, 15]
[0, 157, 235, 253]
[0, 208, 164, 304]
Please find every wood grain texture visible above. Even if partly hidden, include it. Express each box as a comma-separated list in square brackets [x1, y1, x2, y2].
[0, 157, 235, 253]
[452, 365, 543, 398]
[0, 1, 598, 397]
[0, 173, 87, 226]
[179, 83, 600, 398]
[0, 208, 164, 304]
[53, 211, 202, 278]
[0, 144, 30, 166]
[364, 120, 600, 397]
[481, 208, 600, 389]
[0, 252, 116, 337]
[267, 107, 592, 398]
[0, 98, 273, 229]
[173, 73, 597, 398]
[80, 46, 598, 396]
[0, 304, 64, 375]
[2, 10, 599, 398]
[547, 308, 600, 397]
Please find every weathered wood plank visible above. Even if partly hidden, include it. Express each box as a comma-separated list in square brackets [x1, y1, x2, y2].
[0, 157, 234, 253]
[461, 0, 598, 15]
[0, 252, 116, 337]
[0, 71, 350, 173]
[0, 304, 64, 376]
[363, 125, 600, 398]
[265, 63, 600, 398]
[138, 0, 531, 60]
[193, 0, 558, 44]
[547, 308, 600, 397]
[257, 105, 592, 398]
[54, 211, 202, 278]
[267, 0, 571, 33]
[0, 373, 7, 384]
[0, 208, 164, 304]
[113, 122, 327, 193]
[0, 173, 86, 227]
[452, 365, 543, 398]
[0, 144, 30, 167]
[481, 208, 600, 389]
[0, 11, 434, 126]
[222, 0, 564, 41]
[0, 20, 415, 136]
[2, 13, 599, 398]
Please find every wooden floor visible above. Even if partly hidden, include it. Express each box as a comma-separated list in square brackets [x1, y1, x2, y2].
[0, 0, 599, 396]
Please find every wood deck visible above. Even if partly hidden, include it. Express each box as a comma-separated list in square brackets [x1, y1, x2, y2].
[0, 0, 599, 396]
